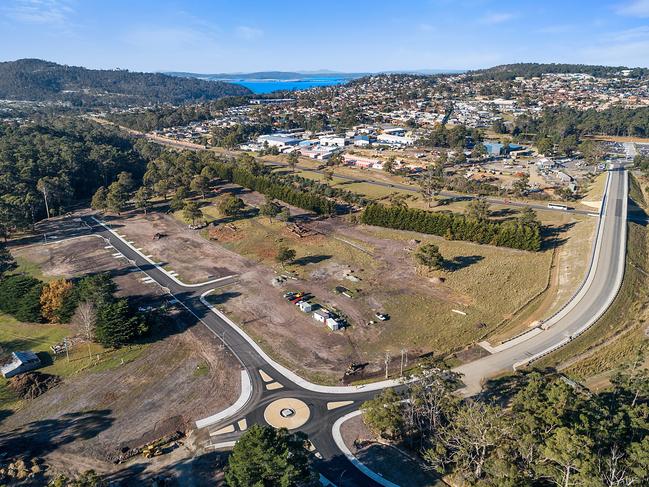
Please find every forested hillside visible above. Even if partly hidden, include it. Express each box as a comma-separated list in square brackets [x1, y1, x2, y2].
[0, 59, 251, 107]
[0, 118, 157, 235]
[466, 63, 649, 80]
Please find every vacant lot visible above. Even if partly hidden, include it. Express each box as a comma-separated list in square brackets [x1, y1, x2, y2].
[1, 232, 240, 479]
[102, 174, 593, 383]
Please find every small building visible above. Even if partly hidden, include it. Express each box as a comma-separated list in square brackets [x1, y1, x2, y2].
[326, 317, 343, 331]
[484, 142, 505, 156]
[297, 301, 313, 313]
[1, 351, 41, 378]
[313, 309, 330, 323]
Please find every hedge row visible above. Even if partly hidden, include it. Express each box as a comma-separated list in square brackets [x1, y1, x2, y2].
[360, 204, 542, 251]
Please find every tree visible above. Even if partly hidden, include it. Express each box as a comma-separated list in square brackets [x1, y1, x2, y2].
[541, 427, 597, 487]
[260, 197, 281, 222]
[536, 137, 553, 155]
[419, 165, 443, 208]
[91, 186, 108, 211]
[106, 180, 129, 214]
[323, 167, 335, 183]
[133, 187, 152, 214]
[518, 207, 540, 228]
[383, 156, 397, 174]
[190, 174, 210, 199]
[415, 243, 445, 271]
[218, 194, 245, 217]
[276, 246, 296, 267]
[0, 274, 43, 322]
[287, 151, 299, 172]
[465, 198, 490, 222]
[225, 425, 312, 487]
[512, 174, 530, 196]
[73, 300, 97, 361]
[76, 273, 116, 306]
[362, 388, 405, 440]
[183, 200, 203, 225]
[40, 279, 73, 323]
[95, 299, 144, 348]
[0, 244, 16, 276]
[388, 193, 408, 209]
[579, 140, 605, 164]
[278, 207, 291, 222]
[471, 143, 487, 159]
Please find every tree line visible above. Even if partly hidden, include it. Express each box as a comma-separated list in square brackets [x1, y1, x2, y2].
[360, 203, 542, 251]
[0, 250, 150, 348]
[465, 63, 647, 81]
[363, 368, 649, 486]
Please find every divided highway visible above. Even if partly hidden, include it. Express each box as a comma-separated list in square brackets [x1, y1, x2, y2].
[80, 165, 628, 486]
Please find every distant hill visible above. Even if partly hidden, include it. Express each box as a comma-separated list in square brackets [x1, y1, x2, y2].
[165, 69, 462, 81]
[165, 70, 370, 81]
[466, 63, 648, 80]
[0, 59, 252, 107]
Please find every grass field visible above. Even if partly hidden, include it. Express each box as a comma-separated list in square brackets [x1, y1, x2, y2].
[0, 313, 147, 411]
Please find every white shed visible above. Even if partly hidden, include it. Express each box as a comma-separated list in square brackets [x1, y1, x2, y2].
[326, 317, 343, 331]
[298, 301, 313, 313]
[313, 309, 329, 323]
[1, 351, 41, 378]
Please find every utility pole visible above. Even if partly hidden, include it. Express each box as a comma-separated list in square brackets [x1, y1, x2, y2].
[384, 351, 390, 380]
[64, 337, 70, 362]
[400, 348, 407, 377]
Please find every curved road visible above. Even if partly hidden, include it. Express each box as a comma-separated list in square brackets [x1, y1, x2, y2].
[80, 165, 627, 485]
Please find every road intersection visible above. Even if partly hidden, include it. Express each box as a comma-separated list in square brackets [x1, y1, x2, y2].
[77, 165, 628, 486]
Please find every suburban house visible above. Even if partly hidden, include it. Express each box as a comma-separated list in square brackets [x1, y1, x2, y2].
[1, 351, 42, 378]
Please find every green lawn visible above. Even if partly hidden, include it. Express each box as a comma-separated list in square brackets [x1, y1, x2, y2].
[0, 312, 147, 410]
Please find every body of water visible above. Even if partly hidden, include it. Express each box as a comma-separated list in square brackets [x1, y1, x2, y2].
[232, 78, 348, 94]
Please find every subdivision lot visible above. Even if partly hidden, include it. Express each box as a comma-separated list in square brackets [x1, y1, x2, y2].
[102, 179, 594, 383]
[1, 233, 240, 478]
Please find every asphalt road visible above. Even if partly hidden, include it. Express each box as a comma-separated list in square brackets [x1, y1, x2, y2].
[455, 166, 629, 393]
[77, 165, 627, 485]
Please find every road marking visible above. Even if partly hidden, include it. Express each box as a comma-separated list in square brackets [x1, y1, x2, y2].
[208, 440, 236, 450]
[327, 401, 354, 411]
[259, 369, 273, 382]
[210, 424, 235, 436]
[266, 382, 283, 390]
[111, 252, 122, 257]
[104, 245, 113, 249]
[237, 419, 247, 431]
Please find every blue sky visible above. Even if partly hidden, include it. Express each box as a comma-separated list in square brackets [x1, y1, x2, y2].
[1, 0, 649, 72]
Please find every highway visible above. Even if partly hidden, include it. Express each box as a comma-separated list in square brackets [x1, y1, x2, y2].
[78, 165, 627, 486]
[455, 166, 628, 393]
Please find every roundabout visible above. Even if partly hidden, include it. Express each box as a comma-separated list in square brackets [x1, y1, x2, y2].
[263, 398, 311, 430]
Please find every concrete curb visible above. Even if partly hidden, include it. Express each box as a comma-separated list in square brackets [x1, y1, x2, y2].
[513, 170, 628, 368]
[195, 370, 252, 428]
[331, 410, 400, 487]
[90, 216, 236, 288]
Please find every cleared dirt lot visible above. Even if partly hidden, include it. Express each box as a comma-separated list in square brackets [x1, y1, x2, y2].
[1, 232, 240, 480]
[103, 183, 593, 383]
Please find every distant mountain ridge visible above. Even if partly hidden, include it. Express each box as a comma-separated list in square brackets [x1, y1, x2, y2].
[0, 59, 251, 106]
[165, 69, 462, 81]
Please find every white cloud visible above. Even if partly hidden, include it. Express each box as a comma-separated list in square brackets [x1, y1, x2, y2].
[418, 23, 435, 33]
[617, 0, 649, 17]
[3, 0, 74, 25]
[479, 12, 515, 25]
[235, 26, 263, 41]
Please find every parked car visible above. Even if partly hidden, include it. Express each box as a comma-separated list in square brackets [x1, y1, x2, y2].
[375, 312, 389, 321]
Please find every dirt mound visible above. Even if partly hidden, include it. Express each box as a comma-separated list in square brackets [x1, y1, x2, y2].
[7, 372, 61, 400]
